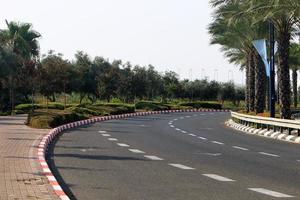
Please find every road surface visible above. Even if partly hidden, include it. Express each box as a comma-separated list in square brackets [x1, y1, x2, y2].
[47, 112, 300, 200]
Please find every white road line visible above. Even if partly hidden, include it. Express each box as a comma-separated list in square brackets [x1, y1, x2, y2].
[248, 188, 294, 198]
[181, 130, 187, 133]
[102, 134, 111, 137]
[189, 134, 196, 137]
[200, 114, 206, 116]
[198, 136, 207, 140]
[168, 122, 172, 125]
[203, 174, 235, 182]
[108, 138, 118, 141]
[175, 128, 181, 131]
[297, 160, 300, 162]
[174, 119, 178, 121]
[99, 131, 107, 133]
[185, 116, 191, 118]
[168, 163, 195, 170]
[170, 125, 174, 128]
[144, 155, 164, 161]
[170, 121, 173, 123]
[117, 143, 130, 147]
[259, 152, 280, 157]
[211, 141, 224, 145]
[129, 149, 145, 154]
[232, 146, 249, 151]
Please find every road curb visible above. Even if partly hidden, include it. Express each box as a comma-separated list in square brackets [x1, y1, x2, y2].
[37, 108, 229, 199]
[226, 119, 300, 144]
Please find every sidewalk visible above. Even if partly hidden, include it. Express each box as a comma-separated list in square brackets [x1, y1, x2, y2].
[0, 115, 59, 200]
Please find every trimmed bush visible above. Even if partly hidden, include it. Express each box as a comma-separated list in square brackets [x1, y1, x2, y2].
[178, 102, 222, 110]
[135, 101, 169, 111]
[27, 109, 87, 129]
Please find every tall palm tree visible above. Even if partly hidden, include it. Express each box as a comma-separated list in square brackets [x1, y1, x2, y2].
[0, 20, 40, 113]
[209, 0, 268, 113]
[289, 43, 300, 108]
[245, 0, 300, 118]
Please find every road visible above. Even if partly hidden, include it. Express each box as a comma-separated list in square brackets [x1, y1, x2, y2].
[47, 112, 300, 200]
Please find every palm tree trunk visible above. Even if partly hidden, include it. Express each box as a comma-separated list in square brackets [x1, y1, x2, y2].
[292, 68, 297, 108]
[277, 21, 291, 119]
[254, 54, 266, 113]
[249, 50, 256, 112]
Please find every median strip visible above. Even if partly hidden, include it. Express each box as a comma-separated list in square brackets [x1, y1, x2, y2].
[248, 188, 294, 198]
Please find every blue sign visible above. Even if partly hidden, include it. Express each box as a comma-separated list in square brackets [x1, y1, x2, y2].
[252, 39, 270, 77]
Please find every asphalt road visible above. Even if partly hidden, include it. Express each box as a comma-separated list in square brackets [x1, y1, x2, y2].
[48, 112, 300, 200]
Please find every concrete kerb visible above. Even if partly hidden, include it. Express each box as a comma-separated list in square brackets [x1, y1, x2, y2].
[227, 119, 300, 145]
[37, 109, 229, 199]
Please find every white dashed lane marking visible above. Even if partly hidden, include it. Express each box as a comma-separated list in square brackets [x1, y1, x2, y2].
[248, 188, 294, 198]
[203, 174, 235, 182]
[129, 149, 145, 154]
[181, 130, 187, 133]
[117, 143, 130, 147]
[189, 134, 196, 137]
[198, 136, 207, 140]
[99, 131, 107, 133]
[211, 141, 224, 145]
[232, 146, 249, 151]
[175, 128, 181, 131]
[168, 164, 195, 170]
[170, 125, 174, 128]
[144, 155, 164, 161]
[259, 152, 280, 157]
[108, 138, 118, 141]
[102, 134, 111, 137]
[174, 119, 178, 121]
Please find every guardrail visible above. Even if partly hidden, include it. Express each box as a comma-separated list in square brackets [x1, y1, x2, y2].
[231, 112, 300, 136]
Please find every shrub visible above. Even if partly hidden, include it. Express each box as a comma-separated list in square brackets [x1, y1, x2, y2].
[135, 101, 169, 111]
[27, 109, 87, 129]
[178, 102, 222, 110]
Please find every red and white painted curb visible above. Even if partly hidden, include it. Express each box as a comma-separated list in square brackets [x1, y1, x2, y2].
[37, 109, 229, 199]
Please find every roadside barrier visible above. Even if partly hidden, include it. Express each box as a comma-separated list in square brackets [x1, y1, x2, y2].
[228, 112, 300, 144]
[231, 112, 300, 136]
[37, 109, 229, 200]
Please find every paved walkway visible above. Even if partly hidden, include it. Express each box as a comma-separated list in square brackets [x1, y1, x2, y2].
[0, 115, 59, 200]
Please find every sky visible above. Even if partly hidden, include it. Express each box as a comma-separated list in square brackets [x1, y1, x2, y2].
[0, 0, 244, 85]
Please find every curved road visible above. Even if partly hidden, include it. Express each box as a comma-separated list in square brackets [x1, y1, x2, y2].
[48, 112, 300, 200]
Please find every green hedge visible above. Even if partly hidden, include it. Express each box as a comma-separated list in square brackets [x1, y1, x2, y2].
[135, 101, 170, 111]
[178, 102, 222, 110]
[15, 103, 65, 113]
[27, 109, 87, 129]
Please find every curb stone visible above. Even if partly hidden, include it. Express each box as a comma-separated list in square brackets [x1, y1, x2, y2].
[38, 109, 229, 199]
[226, 119, 300, 145]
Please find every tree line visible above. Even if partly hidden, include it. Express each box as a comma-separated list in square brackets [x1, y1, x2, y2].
[0, 20, 244, 113]
[209, 0, 300, 119]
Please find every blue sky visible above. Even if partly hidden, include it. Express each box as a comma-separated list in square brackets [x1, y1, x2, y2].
[0, 0, 244, 84]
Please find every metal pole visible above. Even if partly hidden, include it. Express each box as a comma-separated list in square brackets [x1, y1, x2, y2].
[269, 21, 276, 118]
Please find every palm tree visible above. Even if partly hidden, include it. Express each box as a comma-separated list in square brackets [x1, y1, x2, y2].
[0, 20, 40, 113]
[245, 0, 300, 118]
[209, 0, 268, 113]
[289, 43, 300, 108]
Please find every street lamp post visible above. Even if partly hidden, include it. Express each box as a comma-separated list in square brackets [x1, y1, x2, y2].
[269, 21, 276, 118]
